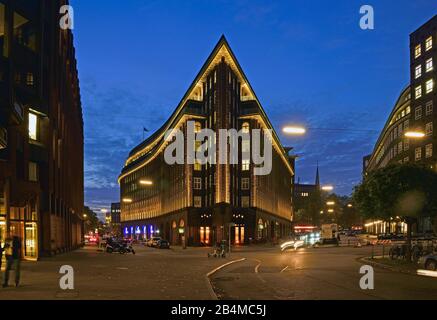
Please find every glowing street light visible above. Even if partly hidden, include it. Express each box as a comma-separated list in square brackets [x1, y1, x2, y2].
[321, 185, 334, 191]
[347, 204, 353, 208]
[83, 214, 87, 218]
[282, 126, 306, 135]
[122, 198, 133, 203]
[405, 131, 425, 138]
[328, 209, 334, 213]
[139, 180, 153, 186]
[326, 201, 335, 206]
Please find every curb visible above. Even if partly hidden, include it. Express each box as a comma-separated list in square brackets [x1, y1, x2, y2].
[359, 257, 417, 276]
[205, 258, 246, 300]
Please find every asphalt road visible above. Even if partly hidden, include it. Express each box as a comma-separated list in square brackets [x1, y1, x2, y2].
[211, 246, 437, 300]
[0, 244, 436, 300]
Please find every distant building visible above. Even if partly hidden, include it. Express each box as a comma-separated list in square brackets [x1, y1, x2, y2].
[363, 15, 437, 235]
[110, 202, 121, 236]
[293, 165, 322, 226]
[119, 36, 294, 245]
[0, 1, 83, 259]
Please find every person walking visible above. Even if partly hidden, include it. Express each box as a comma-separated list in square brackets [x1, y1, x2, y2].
[2, 235, 21, 288]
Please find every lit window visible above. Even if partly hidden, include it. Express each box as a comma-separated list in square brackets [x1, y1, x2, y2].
[415, 147, 422, 161]
[241, 178, 250, 190]
[426, 79, 434, 94]
[426, 101, 433, 116]
[29, 162, 38, 182]
[415, 65, 422, 79]
[415, 44, 421, 58]
[242, 122, 250, 133]
[241, 196, 250, 208]
[194, 121, 202, 133]
[194, 196, 202, 208]
[425, 36, 433, 51]
[426, 58, 433, 73]
[28, 112, 38, 140]
[194, 161, 202, 171]
[398, 141, 403, 153]
[404, 119, 410, 130]
[426, 144, 433, 158]
[415, 106, 422, 120]
[425, 122, 433, 136]
[193, 177, 202, 190]
[406, 106, 411, 114]
[242, 140, 250, 153]
[242, 159, 250, 171]
[415, 85, 422, 99]
[26, 73, 34, 86]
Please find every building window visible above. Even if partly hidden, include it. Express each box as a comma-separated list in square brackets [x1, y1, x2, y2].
[242, 159, 250, 171]
[404, 156, 409, 163]
[406, 106, 411, 114]
[425, 36, 433, 51]
[194, 160, 202, 171]
[241, 196, 250, 208]
[194, 121, 202, 133]
[242, 122, 250, 133]
[415, 147, 422, 161]
[415, 85, 422, 99]
[426, 101, 433, 116]
[241, 178, 250, 190]
[398, 141, 403, 153]
[26, 73, 34, 86]
[415, 65, 422, 79]
[426, 58, 433, 73]
[404, 139, 410, 151]
[426, 144, 433, 158]
[426, 79, 434, 94]
[404, 119, 410, 130]
[426, 122, 433, 136]
[415, 44, 421, 58]
[193, 177, 202, 190]
[194, 196, 202, 208]
[415, 106, 422, 120]
[29, 162, 38, 182]
[28, 112, 38, 140]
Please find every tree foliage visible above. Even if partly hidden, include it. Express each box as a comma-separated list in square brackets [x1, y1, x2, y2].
[353, 164, 437, 222]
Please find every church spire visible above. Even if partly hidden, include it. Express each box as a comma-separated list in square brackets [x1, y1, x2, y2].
[315, 162, 320, 186]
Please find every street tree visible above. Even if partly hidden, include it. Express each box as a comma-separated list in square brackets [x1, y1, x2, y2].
[353, 164, 437, 261]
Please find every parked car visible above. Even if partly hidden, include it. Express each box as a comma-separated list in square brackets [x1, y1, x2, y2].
[157, 239, 170, 249]
[146, 237, 162, 247]
[419, 254, 437, 271]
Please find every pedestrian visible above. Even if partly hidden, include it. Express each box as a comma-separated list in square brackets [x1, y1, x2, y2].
[2, 235, 21, 288]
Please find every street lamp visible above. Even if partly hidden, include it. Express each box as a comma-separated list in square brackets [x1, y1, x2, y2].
[347, 204, 353, 208]
[326, 201, 335, 206]
[122, 198, 133, 203]
[405, 131, 425, 138]
[282, 126, 306, 135]
[83, 214, 87, 218]
[321, 185, 334, 191]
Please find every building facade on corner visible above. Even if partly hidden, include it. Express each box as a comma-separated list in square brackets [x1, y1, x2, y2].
[119, 36, 294, 246]
[110, 202, 121, 236]
[0, 0, 84, 259]
[363, 15, 437, 235]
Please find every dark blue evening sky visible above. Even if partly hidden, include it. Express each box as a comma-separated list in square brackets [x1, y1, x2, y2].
[70, 0, 436, 215]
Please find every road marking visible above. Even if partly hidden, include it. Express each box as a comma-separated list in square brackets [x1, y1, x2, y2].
[205, 258, 246, 300]
[417, 269, 437, 278]
[254, 259, 261, 273]
[116, 267, 128, 270]
[280, 266, 289, 273]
